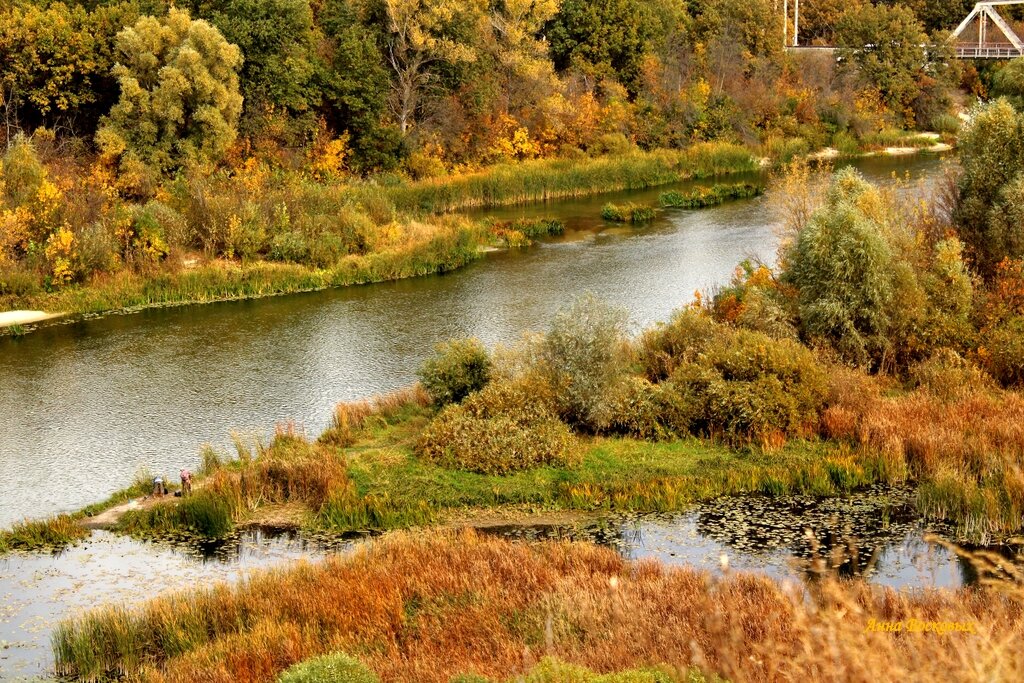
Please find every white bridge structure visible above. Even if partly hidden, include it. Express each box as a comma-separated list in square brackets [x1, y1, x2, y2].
[782, 1, 1024, 60]
[952, 2, 1024, 59]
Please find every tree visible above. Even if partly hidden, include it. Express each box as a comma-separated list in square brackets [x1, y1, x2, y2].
[95, 7, 243, 180]
[316, 0, 403, 172]
[545, 0, 653, 94]
[953, 99, 1024, 278]
[0, 3, 138, 138]
[835, 3, 933, 125]
[786, 169, 897, 366]
[992, 57, 1024, 111]
[190, 0, 317, 137]
[378, 0, 487, 135]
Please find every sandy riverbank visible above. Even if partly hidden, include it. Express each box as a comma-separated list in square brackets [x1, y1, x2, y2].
[0, 310, 65, 328]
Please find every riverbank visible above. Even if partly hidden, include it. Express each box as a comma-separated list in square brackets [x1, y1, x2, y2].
[1, 145, 758, 335]
[51, 530, 1024, 683]
[1, 138, 949, 338]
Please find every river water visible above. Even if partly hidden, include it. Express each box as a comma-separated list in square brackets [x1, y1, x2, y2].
[0, 154, 943, 527]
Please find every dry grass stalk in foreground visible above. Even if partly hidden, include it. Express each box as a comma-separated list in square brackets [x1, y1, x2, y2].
[54, 531, 1024, 683]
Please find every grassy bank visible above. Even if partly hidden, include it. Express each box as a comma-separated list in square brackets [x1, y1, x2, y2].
[369, 144, 757, 214]
[14, 221, 484, 317]
[2, 144, 757, 324]
[52, 530, 1024, 683]
[109, 393, 887, 541]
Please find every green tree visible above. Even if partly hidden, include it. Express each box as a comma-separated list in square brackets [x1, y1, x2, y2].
[835, 3, 933, 125]
[316, 0, 403, 172]
[992, 57, 1024, 111]
[545, 0, 653, 94]
[953, 99, 1024, 278]
[786, 168, 896, 366]
[189, 0, 316, 137]
[95, 7, 243, 181]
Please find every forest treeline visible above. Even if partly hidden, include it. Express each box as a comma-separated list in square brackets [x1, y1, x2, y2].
[1, 0, 1024, 305]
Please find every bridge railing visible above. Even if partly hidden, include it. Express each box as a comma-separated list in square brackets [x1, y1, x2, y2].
[955, 43, 1024, 58]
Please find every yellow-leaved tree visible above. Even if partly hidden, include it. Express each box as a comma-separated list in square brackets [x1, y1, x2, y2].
[95, 7, 243, 189]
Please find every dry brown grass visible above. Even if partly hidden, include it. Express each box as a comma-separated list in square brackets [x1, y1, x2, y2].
[54, 531, 1024, 683]
[322, 385, 431, 446]
[823, 374, 1024, 538]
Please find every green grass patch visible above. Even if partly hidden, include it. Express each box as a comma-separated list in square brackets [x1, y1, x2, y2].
[659, 183, 764, 209]
[0, 514, 89, 553]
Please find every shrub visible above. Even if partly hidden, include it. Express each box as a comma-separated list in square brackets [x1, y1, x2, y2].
[638, 310, 719, 382]
[519, 657, 682, 683]
[270, 231, 310, 263]
[910, 349, 995, 400]
[418, 338, 493, 406]
[543, 294, 629, 430]
[278, 653, 378, 683]
[416, 377, 579, 475]
[602, 376, 684, 441]
[588, 132, 634, 156]
[640, 317, 830, 444]
[980, 315, 1024, 387]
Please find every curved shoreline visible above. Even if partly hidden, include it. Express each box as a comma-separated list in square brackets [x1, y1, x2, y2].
[0, 145, 950, 340]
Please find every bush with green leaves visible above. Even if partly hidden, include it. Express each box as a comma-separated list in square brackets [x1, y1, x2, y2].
[416, 377, 579, 475]
[95, 7, 244, 182]
[543, 294, 630, 430]
[785, 168, 896, 367]
[418, 338, 492, 406]
[952, 99, 1024, 279]
[278, 652, 378, 683]
[635, 313, 830, 444]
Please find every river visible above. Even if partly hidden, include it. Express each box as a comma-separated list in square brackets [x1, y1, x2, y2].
[0, 153, 944, 528]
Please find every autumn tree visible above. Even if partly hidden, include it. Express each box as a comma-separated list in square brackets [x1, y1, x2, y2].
[186, 0, 316, 139]
[0, 2, 139, 138]
[835, 3, 951, 126]
[378, 0, 487, 135]
[95, 7, 243, 183]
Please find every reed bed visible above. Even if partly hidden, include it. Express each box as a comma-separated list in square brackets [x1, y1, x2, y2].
[52, 530, 1024, 683]
[659, 183, 765, 209]
[823, 384, 1024, 539]
[368, 144, 756, 214]
[0, 514, 89, 552]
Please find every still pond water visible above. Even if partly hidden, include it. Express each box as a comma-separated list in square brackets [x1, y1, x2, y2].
[0, 154, 945, 527]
